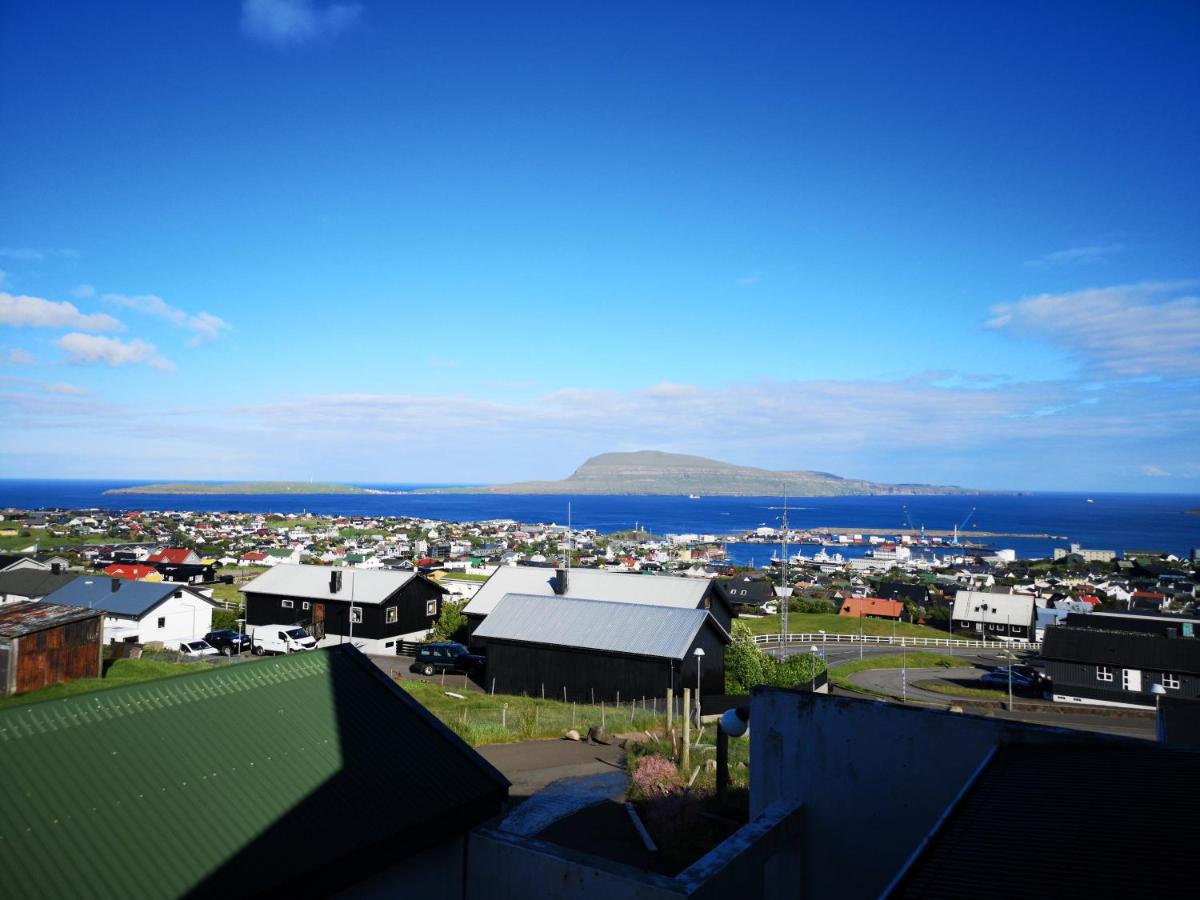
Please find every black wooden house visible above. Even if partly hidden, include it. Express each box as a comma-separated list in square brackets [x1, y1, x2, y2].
[243, 566, 447, 656]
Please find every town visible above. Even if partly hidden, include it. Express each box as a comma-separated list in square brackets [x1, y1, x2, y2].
[1, 502, 1198, 896]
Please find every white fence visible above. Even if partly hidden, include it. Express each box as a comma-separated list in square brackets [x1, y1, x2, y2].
[752, 632, 1041, 651]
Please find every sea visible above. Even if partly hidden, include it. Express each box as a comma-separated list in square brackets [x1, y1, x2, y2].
[2, 480, 1198, 562]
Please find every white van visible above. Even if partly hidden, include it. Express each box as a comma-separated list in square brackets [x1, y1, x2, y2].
[251, 625, 317, 655]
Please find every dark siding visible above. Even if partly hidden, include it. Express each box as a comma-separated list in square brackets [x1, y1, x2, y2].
[7, 616, 102, 695]
[245, 580, 443, 641]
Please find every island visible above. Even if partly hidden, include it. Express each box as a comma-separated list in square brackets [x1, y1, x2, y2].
[417, 450, 979, 497]
[104, 481, 382, 496]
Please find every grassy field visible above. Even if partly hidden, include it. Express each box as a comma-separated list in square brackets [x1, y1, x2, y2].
[828, 652, 971, 692]
[913, 679, 1007, 701]
[208, 581, 245, 606]
[0, 658, 193, 711]
[396, 679, 667, 746]
[0, 532, 123, 551]
[434, 571, 490, 583]
[739, 612, 949, 640]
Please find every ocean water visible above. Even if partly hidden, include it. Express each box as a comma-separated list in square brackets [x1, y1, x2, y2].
[1, 480, 1198, 559]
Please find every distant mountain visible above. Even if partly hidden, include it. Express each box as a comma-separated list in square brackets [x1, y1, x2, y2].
[426, 451, 977, 496]
[105, 481, 379, 496]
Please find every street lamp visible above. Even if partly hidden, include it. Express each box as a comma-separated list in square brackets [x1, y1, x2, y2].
[1150, 683, 1166, 741]
[809, 645, 819, 691]
[693, 647, 705, 723]
[236, 617, 245, 658]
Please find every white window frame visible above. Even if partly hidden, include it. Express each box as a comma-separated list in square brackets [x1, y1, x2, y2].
[426, 599, 437, 617]
[385, 607, 397, 624]
[302, 602, 310, 611]
[350, 606, 363, 624]
[1096, 665, 1113, 682]
[1163, 672, 1180, 690]
[282, 599, 294, 609]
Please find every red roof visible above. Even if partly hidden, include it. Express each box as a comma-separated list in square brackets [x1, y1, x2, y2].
[146, 548, 194, 565]
[240, 551, 267, 562]
[838, 597, 905, 619]
[103, 564, 158, 580]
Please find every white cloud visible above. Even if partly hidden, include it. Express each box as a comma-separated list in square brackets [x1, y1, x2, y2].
[986, 281, 1200, 377]
[55, 333, 173, 371]
[0, 292, 123, 332]
[737, 274, 762, 286]
[104, 293, 231, 346]
[1141, 465, 1171, 477]
[1024, 244, 1123, 268]
[44, 382, 90, 396]
[240, 0, 362, 46]
[70, 284, 96, 299]
[6, 348, 35, 365]
[0, 247, 78, 261]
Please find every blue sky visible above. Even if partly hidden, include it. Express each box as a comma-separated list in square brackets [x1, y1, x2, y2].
[1, 1, 1198, 491]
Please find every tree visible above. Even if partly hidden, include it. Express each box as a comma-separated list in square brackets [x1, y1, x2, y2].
[725, 621, 771, 693]
[430, 599, 470, 644]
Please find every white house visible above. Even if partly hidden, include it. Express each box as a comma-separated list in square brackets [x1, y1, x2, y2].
[951, 590, 1038, 642]
[42, 576, 217, 649]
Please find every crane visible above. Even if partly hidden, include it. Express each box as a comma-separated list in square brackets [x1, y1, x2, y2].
[902, 505, 925, 541]
[766, 495, 792, 638]
[952, 506, 977, 546]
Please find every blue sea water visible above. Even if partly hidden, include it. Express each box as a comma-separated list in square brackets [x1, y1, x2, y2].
[1, 480, 1198, 560]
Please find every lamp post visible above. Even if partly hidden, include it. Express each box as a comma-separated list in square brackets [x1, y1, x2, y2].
[1150, 683, 1166, 741]
[810, 645, 819, 691]
[237, 617, 245, 658]
[693, 647, 705, 723]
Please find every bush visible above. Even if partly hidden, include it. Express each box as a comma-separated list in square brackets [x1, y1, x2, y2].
[725, 621, 771, 693]
[211, 609, 240, 631]
[429, 599, 470, 644]
[631, 754, 679, 799]
[788, 597, 837, 615]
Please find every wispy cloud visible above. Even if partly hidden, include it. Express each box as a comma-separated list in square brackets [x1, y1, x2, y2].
[70, 284, 96, 299]
[104, 293, 231, 346]
[986, 281, 1200, 377]
[0, 292, 122, 332]
[240, 0, 362, 46]
[0, 247, 78, 262]
[44, 382, 90, 396]
[55, 333, 173, 371]
[1141, 465, 1171, 477]
[6, 348, 35, 365]
[427, 357, 458, 369]
[1024, 243, 1123, 268]
[736, 274, 762, 286]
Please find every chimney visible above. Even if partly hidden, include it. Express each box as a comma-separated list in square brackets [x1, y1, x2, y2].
[111, 578, 121, 593]
[51, 563, 62, 575]
[554, 568, 569, 596]
[330, 570, 343, 593]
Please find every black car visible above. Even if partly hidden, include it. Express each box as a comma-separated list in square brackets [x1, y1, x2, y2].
[409, 642, 485, 677]
[203, 629, 254, 656]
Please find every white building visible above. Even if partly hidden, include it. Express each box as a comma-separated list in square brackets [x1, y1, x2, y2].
[42, 576, 217, 649]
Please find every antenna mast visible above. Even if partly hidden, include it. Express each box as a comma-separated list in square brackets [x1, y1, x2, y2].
[780, 493, 789, 638]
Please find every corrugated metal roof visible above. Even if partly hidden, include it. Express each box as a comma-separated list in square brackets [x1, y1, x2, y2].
[0, 568, 76, 599]
[951, 590, 1035, 623]
[0, 646, 508, 899]
[472, 592, 720, 659]
[42, 576, 212, 618]
[0, 601, 101, 637]
[243, 565, 423, 605]
[889, 743, 1200, 899]
[465, 566, 714, 617]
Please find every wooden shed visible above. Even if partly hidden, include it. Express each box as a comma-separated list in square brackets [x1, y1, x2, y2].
[0, 602, 104, 696]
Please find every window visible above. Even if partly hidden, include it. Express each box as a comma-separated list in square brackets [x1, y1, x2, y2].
[302, 602, 310, 610]
[1163, 672, 1181, 690]
[350, 607, 363, 624]
[157, 616, 166, 629]
[386, 607, 398, 624]
[426, 599, 437, 617]
[282, 599, 294, 609]
[1096, 666, 1113, 682]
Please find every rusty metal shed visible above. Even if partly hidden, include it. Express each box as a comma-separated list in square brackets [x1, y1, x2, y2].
[0, 601, 103, 696]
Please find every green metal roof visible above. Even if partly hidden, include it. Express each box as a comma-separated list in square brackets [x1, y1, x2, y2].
[0, 647, 508, 898]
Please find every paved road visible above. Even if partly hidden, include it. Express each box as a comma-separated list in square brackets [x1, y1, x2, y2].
[366, 653, 485, 691]
[849, 666, 988, 704]
[477, 738, 626, 802]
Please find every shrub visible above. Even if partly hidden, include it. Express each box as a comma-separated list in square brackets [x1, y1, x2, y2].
[631, 754, 679, 799]
[429, 599, 470, 644]
[211, 609, 240, 631]
[725, 621, 771, 693]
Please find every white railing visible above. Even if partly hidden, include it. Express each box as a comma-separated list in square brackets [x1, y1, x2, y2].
[752, 632, 1041, 651]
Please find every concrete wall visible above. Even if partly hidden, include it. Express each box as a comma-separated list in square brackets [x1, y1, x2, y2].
[748, 689, 1111, 900]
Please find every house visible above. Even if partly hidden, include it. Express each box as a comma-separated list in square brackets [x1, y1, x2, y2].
[951, 589, 1038, 641]
[838, 597, 905, 620]
[0, 645, 508, 898]
[0, 602, 103, 695]
[0, 568, 78, 604]
[715, 573, 778, 612]
[243, 565, 447, 655]
[464, 566, 733, 636]
[1042, 611, 1200, 709]
[42, 576, 217, 648]
[0, 553, 71, 573]
[152, 561, 216, 584]
[472, 593, 729, 702]
[103, 562, 163, 581]
[146, 547, 202, 566]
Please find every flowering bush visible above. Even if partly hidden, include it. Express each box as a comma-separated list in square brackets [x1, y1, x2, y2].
[631, 753, 679, 798]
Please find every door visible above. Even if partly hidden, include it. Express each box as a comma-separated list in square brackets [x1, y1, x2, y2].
[311, 603, 326, 641]
[1122, 668, 1142, 692]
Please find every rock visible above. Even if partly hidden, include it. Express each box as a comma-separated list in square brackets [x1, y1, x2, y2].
[948, 705, 964, 715]
[705, 759, 717, 773]
[564, 729, 582, 742]
[735, 762, 747, 769]
[587, 725, 612, 745]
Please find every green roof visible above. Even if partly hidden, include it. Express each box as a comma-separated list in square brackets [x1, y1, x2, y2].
[0, 647, 507, 898]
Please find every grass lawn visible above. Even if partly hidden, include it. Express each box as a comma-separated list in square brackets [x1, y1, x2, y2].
[0, 658, 192, 711]
[434, 571, 489, 583]
[0, 532, 121, 551]
[829, 652, 972, 692]
[739, 612, 949, 640]
[209, 581, 245, 606]
[396, 679, 667, 746]
[912, 679, 1007, 701]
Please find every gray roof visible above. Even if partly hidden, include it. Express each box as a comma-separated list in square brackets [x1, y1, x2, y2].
[0, 568, 78, 600]
[952, 590, 1036, 623]
[243, 565, 435, 606]
[472, 593, 724, 660]
[42, 576, 214, 619]
[464, 566, 715, 618]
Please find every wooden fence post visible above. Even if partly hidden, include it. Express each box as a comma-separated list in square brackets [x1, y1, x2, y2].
[681, 688, 691, 772]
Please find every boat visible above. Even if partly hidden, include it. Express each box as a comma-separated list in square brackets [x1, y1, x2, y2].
[1087, 498, 1094, 504]
[687, 494, 701, 500]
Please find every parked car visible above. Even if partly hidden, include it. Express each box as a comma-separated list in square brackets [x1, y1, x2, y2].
[179, 639, 219, 658]
[989, 664, 1051, 688]
[203, 629, 253, 656]
[251, 625, 317, 655]
[980, 668, 1039, 691]
[409, 642, 485, 677]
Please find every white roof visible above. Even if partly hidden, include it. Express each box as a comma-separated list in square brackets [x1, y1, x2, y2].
[952, 590, 1036, 623]
[464, 566, 714, 618]
[243, 564, 421, 606]
[472, 593, 719, 660]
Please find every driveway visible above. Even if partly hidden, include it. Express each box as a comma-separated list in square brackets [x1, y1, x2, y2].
[477, 738, 626, 801]
[366, 653, 484, 691]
